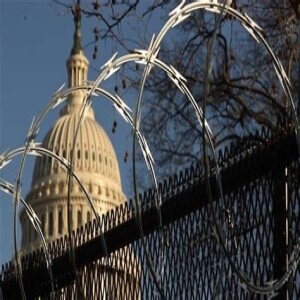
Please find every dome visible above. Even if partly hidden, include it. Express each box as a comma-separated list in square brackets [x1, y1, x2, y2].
[32, 112, 122, 186]
[24, 107, 126, 212]
[21, 105, 126, 253]
[19, 11, 139, 297]
[20, 10, 126, 253]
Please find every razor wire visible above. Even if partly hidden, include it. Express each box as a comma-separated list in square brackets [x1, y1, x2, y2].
[0, 0, 299, 298]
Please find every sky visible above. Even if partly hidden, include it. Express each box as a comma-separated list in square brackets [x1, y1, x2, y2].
[0, 0, 163, 266]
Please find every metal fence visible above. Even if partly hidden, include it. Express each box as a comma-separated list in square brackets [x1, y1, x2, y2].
[1, 127, 299, 299]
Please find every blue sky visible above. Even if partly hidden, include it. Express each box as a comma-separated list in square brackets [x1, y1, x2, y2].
[0, 0, 160, 266]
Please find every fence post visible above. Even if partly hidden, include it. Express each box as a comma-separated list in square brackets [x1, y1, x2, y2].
[273, 166, 288, 299]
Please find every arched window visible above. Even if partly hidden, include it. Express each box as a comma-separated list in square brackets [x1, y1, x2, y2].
[69, 207, 73, 230]
[59, 181, 64, 193]
[87, 211, 91, 223]
[58, 209, 63, 234]
[49, 211, 53, 236]
[77, 210, 82, 228]
[73, 67, 76, 85]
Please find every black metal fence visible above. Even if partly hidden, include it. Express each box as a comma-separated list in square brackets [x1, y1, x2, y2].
[1, 128, 299, 299]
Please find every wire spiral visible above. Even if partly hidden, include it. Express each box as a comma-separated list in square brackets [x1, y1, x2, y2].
[0, 1, 299, 298]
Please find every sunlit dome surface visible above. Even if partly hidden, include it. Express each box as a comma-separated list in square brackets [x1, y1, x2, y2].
[32, 112, 122, 186]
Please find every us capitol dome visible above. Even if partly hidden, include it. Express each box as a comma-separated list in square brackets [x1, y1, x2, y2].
[19, 8, 126, 254]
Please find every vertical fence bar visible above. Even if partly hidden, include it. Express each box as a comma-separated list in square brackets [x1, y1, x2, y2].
[273, 165, 288, 299]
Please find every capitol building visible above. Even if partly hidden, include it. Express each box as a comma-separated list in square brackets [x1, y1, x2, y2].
[18, 7, 139, 299]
